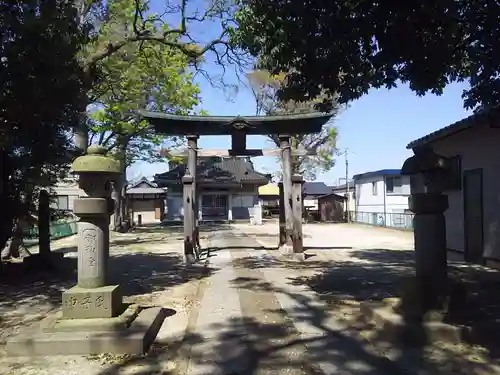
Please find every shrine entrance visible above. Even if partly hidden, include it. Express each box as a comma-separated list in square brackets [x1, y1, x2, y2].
[201, 194, 228, 220]
[138, 111, 333, 262]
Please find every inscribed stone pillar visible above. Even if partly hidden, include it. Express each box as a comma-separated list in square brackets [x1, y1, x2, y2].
[62, 145, 122, 319]
[291, 175, 304, 253]
[183, 175, 196, 263]
[278, 182, 286, 246]
[402, 148, 451, 312]
[279, 135, 293, 249]
[411, 193, 448, 291]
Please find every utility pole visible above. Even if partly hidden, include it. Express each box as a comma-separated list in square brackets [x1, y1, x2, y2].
[344, 148, 350, 223]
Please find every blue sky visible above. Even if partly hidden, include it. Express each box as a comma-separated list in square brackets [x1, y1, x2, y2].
[128, 1, 473, 185]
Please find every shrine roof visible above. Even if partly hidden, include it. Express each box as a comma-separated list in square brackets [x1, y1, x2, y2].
[126, 177, 166, 195]
[154, 157, 270, 186]
[138, 110, 333, 135]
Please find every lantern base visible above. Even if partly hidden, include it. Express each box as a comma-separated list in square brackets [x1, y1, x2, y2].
[6, 305, 171, 356]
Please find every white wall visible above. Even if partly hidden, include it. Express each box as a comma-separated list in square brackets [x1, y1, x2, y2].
[304, 198, 318, 210]
[50, 181, 87, 211]
[165, 187, 261, 223]
[131, 199, 158, 223]
[166, 193, 183, 220]
[426, 121, 500, 259]
[355, 175, 410, 214]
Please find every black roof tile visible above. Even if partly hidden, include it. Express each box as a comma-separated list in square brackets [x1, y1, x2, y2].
[154, 157, 269, 185]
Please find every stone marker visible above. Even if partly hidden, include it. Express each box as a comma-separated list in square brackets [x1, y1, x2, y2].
[291, 174, 304, 254]
[7, 145, 168, 356]
[401, 147, 452, 315]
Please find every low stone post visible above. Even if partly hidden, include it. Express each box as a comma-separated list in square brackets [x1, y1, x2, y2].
[183, 175, 196, 263]
[187, 135, 199, 257]
[279, 135, 294, 250]
[62, 145, 122, 319]
[278, 182, 286, 246]
[291, 175, 304, 254]
[401, 148, 452, 315]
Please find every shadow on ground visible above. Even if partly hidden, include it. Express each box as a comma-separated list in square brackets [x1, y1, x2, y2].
[0, 246, 216, 352]
[0, 253, 215, 308]
[135, 222, 231, 235]
[304, 248, 500, 353]
[93, 252, 498, 375]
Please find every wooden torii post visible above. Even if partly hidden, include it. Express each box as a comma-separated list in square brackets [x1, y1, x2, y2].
[138, 111, 334, 262]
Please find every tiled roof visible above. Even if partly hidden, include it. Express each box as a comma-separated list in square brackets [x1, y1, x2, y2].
[303, 182, 333, 196]
[331, 181, 354, 191]
[126, 177, 166, 194]
[318, 192, 347, 200]
[126, 187, 165, 195]
[406, 106, 500, 149]
[128, 177, 158, 189]
[154, 157, 269, 185]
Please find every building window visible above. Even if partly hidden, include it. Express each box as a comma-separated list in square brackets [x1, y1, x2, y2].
[447, 155, 462, 190]
[232, 195, 254, 208]
[386, 176, 403, 194]
[372, 181, 377, 195]
[52, 195, 69, 211]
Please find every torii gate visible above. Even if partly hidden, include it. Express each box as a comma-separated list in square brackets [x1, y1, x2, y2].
[138, 110, 334, 262]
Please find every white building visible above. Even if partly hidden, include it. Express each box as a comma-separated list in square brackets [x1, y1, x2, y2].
[49, 179, 85, 212]
[407, 107, 500, 266]
[49, 177, 166, 225]
[353, 169, 411, 228]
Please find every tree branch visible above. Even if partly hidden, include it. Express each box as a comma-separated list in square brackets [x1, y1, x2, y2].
[84, 0, 242, 73]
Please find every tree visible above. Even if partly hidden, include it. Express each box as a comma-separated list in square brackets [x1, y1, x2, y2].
[0, 1, 84, 257]
[75, 0, 246, 151]
[247, 69, 339, 180]
[75, 0, 241, 230]
[233, 1, 500, 111]
[87, 39, 202, 229]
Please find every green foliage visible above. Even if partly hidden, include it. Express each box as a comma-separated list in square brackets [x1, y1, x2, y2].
[86, 0, 202, 166]
[247, 69, 339, 180]
[0, 0, 85, 247]
[234, 0, 500, 111]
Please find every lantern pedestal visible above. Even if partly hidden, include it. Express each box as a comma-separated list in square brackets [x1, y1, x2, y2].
[6, 146, 168, 356]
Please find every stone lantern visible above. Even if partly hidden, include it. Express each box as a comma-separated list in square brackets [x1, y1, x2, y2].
[401, 147, 451, 315]
[7, 145, 168, 356]
[61, 145, 121, 318]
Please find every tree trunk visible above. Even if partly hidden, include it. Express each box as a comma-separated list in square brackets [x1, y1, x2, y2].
[112, 140, 128, 232]
[2, 218, 23, 259]
[112, 181, 122, 231]
[120, 181, 128, 229]
[0, 150, 13, 255]
[1, 187, 34, 259]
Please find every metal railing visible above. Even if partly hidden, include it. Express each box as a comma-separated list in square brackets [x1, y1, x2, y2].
[24, 220, 79, 241]
[349, 211, 414, 230]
